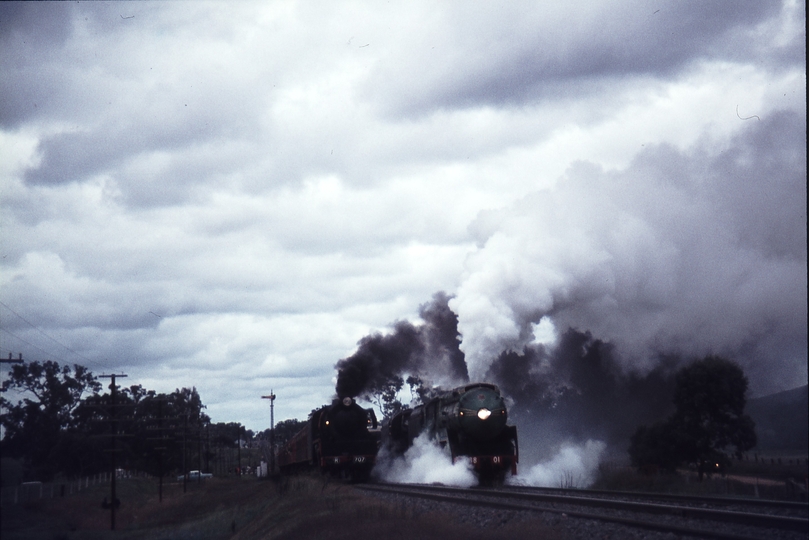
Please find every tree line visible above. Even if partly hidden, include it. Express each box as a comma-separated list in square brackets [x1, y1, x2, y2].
[2, 355, 758, 483]
[629, 355, 757, 479]
[0, 361, 259, 482]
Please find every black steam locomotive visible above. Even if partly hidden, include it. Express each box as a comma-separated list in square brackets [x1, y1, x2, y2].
[383, 383, 518, 482]
[277, 396, 380, 481]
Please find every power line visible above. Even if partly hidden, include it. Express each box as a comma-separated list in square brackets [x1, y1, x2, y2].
[1, 327, 65, 361]
[0, 300, 109, 371]
[0, 300, 92, 360]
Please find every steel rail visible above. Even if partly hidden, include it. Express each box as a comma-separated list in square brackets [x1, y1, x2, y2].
[495, 484, 808, 512]
[357, 483, 808, 540]
[407, 483, 809, 531]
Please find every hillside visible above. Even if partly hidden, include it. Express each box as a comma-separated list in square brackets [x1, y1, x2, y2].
[747, 384, 808, 452]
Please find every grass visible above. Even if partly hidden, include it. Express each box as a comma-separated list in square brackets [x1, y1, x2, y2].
[1, 476, 263, 540]
[591, 459, 809, 501]
[1, 474, 569, 540]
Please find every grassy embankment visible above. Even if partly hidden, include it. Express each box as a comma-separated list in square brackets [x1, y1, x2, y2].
[1, 474, 567, 540]
[592, 457, 808, 500]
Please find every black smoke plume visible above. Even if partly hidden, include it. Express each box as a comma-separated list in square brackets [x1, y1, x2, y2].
[335, 292, 469, 398]
[336, 292, 679, 464]
[485, 328, 677, 462]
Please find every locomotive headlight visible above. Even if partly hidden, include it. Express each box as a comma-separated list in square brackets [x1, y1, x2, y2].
[477, 408, 491, 420]
[342, 397, 353, 406]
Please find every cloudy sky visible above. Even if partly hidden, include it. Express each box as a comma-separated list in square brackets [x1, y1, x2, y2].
[1, 1, 805, 431]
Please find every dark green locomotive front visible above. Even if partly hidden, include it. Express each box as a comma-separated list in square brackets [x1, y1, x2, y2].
[385, 383, 518, 480]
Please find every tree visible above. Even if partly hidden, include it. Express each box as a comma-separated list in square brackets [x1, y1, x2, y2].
[0, 361, 101, 480]
[406, 375, 430, 405]
[1, 361, 215, 481]
[629, 356, 757, 479]
[366, 376, 405, 420]
[670, 356, 757, 478]
[628, 420, 681, 473]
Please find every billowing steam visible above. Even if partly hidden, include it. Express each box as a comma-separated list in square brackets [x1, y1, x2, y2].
[373, 432, 477, 488]
[510, 440, 606, 488]
[450, 111, 807, 396]
[338, 111, 805, 486]
[335, 292, 468, 399]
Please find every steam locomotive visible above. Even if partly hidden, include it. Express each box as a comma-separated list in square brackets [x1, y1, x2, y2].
[276, 396, 380, 481]
[383, 383, 519, 482]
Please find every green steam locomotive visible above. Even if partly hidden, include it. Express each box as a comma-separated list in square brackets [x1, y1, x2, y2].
[383, 383, 519, 482]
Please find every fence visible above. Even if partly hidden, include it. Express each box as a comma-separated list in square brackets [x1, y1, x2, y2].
[0, 470, 139, 505]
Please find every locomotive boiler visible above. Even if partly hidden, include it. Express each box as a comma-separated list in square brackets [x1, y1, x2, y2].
[383, 383, 518, 482]
[277, 396, 380, 481]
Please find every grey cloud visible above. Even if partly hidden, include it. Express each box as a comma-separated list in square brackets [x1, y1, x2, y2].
[24, 131, 120, 185]
[367, 0, 788, 115]
[0, 2, 142, 129]
[22, 106, 259, 206]
[0, 3, 75, 127]
[0, 68, 68, 129]
[706, 111, 807, 259]
[0, 3, 73, 44]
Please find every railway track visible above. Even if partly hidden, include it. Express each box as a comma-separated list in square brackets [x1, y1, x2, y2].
[497, 484, 809, 518]
[356, 483, 808, 540]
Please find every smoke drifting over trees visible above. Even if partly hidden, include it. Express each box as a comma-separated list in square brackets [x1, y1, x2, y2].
[335, 292, 468, 399]
[335, 296, 681, 462]
[486, 329, 679, 462]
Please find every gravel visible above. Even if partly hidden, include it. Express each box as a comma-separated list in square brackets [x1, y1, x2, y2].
[362, 486, 807, 540]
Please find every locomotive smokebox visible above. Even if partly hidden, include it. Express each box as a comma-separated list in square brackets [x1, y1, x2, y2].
[327, 397, 361, 437]
[450, 384, 508, 441]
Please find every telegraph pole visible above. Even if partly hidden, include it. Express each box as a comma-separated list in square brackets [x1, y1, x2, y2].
[145, 398, 172, 503]
[156, 399, 166, 501]
[182, 413, 188, 493]
[197, 421, 202, 483]
[261, 392, 276, 475]
[237, 425, 242, 478]
[1, 353, 24, 364]
[206, 422, 210, 473]
[99, 373, 127, 531]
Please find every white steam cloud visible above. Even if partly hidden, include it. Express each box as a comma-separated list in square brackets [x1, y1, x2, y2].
[373, 432, 477, 488]
[451, 112, 807, 394]
[510, 440, 606, 488]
